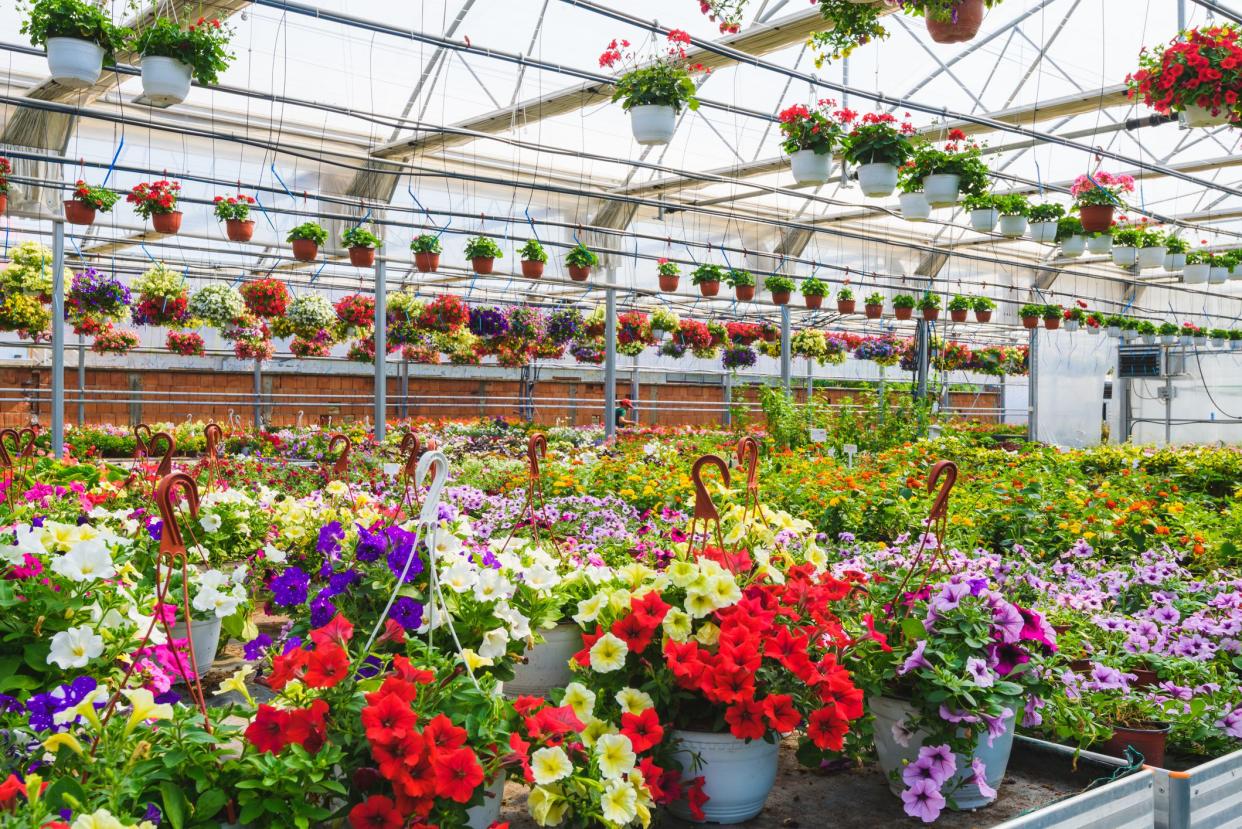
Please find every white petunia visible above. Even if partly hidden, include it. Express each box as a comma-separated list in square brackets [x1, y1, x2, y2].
[0, 524, 45, 565]
[595, 733, 636, 780]
[588, 633, 628, 673]
[523, 563, 560, 591]
[442, 561, 477, 593]
[50, 539, 115, 583]
[531, 746, 573, 785]
[477, 628, 510, 660]
[199, 513, 222, 533]
[474, 569, 515, 602]
[48, 625, 104, 669]
[262, 544, 287, 564]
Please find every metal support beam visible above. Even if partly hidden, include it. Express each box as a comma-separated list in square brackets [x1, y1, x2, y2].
[723, 371, 733, 428]
[1029, 327, 1039, 441]
[914, 320, 930, 401]
[401, 359, 409, 419]
[252, 361, 262, 428]
[631, 357, 640, 426]
[51, 221, 64, 458]
[375, 257, 388, 441]
[77, 333, 85, 426]
[604, 268, 617, 440]
[780, 304, 791, 393]
[1190, 0, 1242, 25]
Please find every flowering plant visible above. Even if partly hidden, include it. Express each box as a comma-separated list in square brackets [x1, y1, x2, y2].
[617, 311, 654, 357]
[721, 344, 757, 370]
[21, 0, 130, 59]
[131, 15, 234, 85]
[130, 263, 191, 328]
[126, 179, 180, 218]
[166, 329, 205, 356]
[212, 193, 255, 222]
[89, 325, 138, 355]
[334, 293, 375, 331]
[419, 294, 471, 334]
[791, 328, 827, 361]
[546, 307, 583, 344]
[0, 157, 9, 194]
[290, 330, 333, 358]
[411, 233, 443, 255]
[778, 99, 855, 155]
[601, 30, 708, 113]
[233, 331, 274, 362]
[809, 0, 891, 64]
[1069, 171, 1135, 208]
[468, 305, 510, 339]
[839, 112, 918, 167]
[287, 293, 337, 338]
[900, 130, 989, 197]
[649, 307, 680, 335]
[239, 277, 289, 318]
[656, 258, 680, 277]
[1127, 25, 1242, 124]
[188, 283, 245, 328]
[66, 268, 129, 333]
[69, 179, 119, 212]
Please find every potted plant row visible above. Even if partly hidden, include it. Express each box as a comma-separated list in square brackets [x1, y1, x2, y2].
[898, 129, 990, 219]
[1020, 303, 1063, 330]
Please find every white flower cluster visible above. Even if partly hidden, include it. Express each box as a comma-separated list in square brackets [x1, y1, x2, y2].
[188, 283, 246, 328]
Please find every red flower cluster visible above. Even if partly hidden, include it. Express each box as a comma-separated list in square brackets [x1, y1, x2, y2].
[166, 330, 206, 356]
[127, 179, 181, 217]
[675, 318, 713, 350]
[336, 294, 377, 328]
[617, 311, 653, 346]
[241, 277, 290, 318]
[418, 294, 470, 334]
[725, 321, 764, 345]
[1127, 25, 1242, 121]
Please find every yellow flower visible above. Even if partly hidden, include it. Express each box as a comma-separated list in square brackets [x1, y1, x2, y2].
[600, 778, 639, 824]
[528, 785, 569, 827]
[43, 732, 85, 756]
[667, 560, 698, 588]
[215, 665, 255, 706]
[573, 594, 604, 625]
[615, 687, 654, 715]
[461, 649, 494, 672]
[562, 682, 597, 721]
[595, 733, 636, 780]
[695, 622, 720, 647]
[325, 480, 349, 497]
[71, 809, 127, 829]
[581, 716, 617, 748]
[588, 633, 628, 673]
[662, 608, 692, 642]
[531, 746, 574, 786]
[122, 688, 173, 735]
[684, 588, 716, 619]
[707, 575, 741, 608]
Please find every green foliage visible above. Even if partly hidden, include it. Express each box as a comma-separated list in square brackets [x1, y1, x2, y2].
[765, 274, 795, 293]
[20, 0, 129, 58]
[410, 233, 442, 254]
[131, 15, 234, 85]
[917, 292, 941, 310]
[725, 268, 755, 288]
[836, 286, 854, 300]
[1019, 303, 1045, 318]
[1042, 303, 1063, 319]
[902, 138, 991, 198]
[69, 181, 118, 212]
[1162, 233, 1190, 254]
[759, 386, 813, 450]
[972, 295, 996, 311]
[286, 222, 327, 245]
[341, 227, 382, 249]
[947, 294, 971, 312]
[1055, 215, 1084, 241]
[519, 239, 547, 263]
[800, 276, 828, 296]
[810, 0, 890, 65]
[612, 63, 699, 113]
[992, 193, 1031, 216]
[564, 243, 599, 268]
[690, 263, 724, 285]
[901, 0, 1005, 21]
[865, 291, 885, 306]
[891, 293, 916, 309]
[839, 121, 915, 167]
[1028, 202, 1066, 222]
[463, 236, 504, 260]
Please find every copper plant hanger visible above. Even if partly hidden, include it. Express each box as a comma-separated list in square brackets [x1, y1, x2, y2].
[203, 422, 224, 492]
[396, 431, 432, 519]
[890, 460, 959, 620]
[497, 433, 562, 555]
[734, 435, 767, 526]
[687, 454, 731, 555]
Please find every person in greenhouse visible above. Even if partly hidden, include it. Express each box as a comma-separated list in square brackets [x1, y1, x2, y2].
[615, 398, 635, 428]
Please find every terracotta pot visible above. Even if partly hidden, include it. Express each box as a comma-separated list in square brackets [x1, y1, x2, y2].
[698, 280, 720, 297]
[224, 219, 255, 242]
[734, 285, 756, 301]
[865, 303, 883, 319]
[291, 239, 319, 262]
[926, 0, 985, 43]
[975, 310, 993, 323]
[349, 246, 376, 268]
[770, 290, 791, 305]
[950, 309, 968, 322]
[152, 211, 182, 234]
[64, 199, 96, 226]
[922, 308, 940, 321]
[804, 294, 824, 310]
[1131, 668, 1158, 689]
[568, 264, 591, 282]
[1022, 316, 1040, 329]
[1079, 204, 1115, 233]
[658, 273, 679, 292]
[414, 252, 440, 273]
[471, 256, 495, 275]
[0, 194, 7, 216]
[894, 307, 913, 321]
[837, 299, 856, 314]
[1101, 723, 1170, 768]
[1069, 659, 1093, 674]
[1043, 317, 1061, 330]
[521, 260, 545, 279]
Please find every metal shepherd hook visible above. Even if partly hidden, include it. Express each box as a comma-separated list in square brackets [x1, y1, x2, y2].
[687, 454, 730, 554]
[891, 460, 959, 619]
[734, 434, 766, 526]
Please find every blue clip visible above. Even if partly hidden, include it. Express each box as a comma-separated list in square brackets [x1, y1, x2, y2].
[270, 164, 298, 202]
[139, 244, 157, 263]
[524, 207, 541, 244]
[253, 194, 279, 233]
[100, 138, 124, 188]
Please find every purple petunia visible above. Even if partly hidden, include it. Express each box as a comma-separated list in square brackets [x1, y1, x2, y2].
[899, 640, 931, 675]
[317, 521, 344, 557]
[385, 526, 422, 583]
[390, 597, 425, 631]
[355, 522, 387, 563]
[901, 778, 946, 823]
[243, 633, 273, 661]
[270, 566, 310, 606]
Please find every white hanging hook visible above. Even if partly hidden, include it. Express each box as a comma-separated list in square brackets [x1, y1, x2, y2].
[416, 450, 449, 528]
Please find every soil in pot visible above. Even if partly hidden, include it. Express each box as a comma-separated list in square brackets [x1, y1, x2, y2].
[926, 0, 985, 43]
[950, 309, 968, 323]
[225, 219, 255, 242]
[658, 274, 679, 292]
[349, 246, 376, 268]
[837, 299, 856, 314]
[64, 200, 96, 226]
[521, 260, 544, 278]
[568, 265, 591, 282]
[472, 256, 495, 275]
[291, 239, 319, 262]
[152, 211, 182, 234]
[771, 290, 791, 305]
[894, 307, 913, 321]
[805, 294, 823, 310]
[699, 281, 721, 297]
[1100, 723, 1170, 768]
[735, 285, 756, 301]
[865, 304, 883, 319]
[975, 310, 993, 323]
[414, 252, 440, 273]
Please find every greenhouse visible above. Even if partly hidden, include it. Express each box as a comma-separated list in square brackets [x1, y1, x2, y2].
[0, 0, 1240, 827]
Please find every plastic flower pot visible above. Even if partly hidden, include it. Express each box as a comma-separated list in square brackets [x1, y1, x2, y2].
[465, 775, 506, 829]
[770, 290, 791, 305]
[521, 260, 544, 278]
[1060, 235, 1086, 257]
[925, 0, 986, 43]
[950, 309, 968, 323]
[291, 239, 319, 262]
[790, 149, 831, 185]
[568, 265, 591, 282]
[1182, 104, 1230, 128]
[1079, 204, 1115, 233]
[224, 219, 255, 243]
[1160, 334, 1177, 345]
[1022, 316, 1040, 329]
[658, 273, 679, 292]
[856, 162, 899, 197]
[734, 285, 755, 301]
[152, 211, 182, 234]
[471, 256, 495, 275]
[668, 730, 778, 824]
[1107, 326, 1123, 338]
[698, 280, 721, 297]
[349, 246, 376, 268]
[865, 303, 883, 319]
[1231, 265, 1242, 281]
[1183, 263, 1210, 284]
[899, 192, 931, 221]
[894, 306, 913, 321]
[1087, 324, 1101, 335]
[1043, 316, 1061, 330]
[1065, 320, 1080, 332]
[1212, 337, 1227, 348]
[1136, 246, 1167, 270]
[1163, 252, 1187, 272]
[921, 173, 961, 206]
[1028, 221, 1058, 243]
[921, 307, 940, 321]
[46, 37, 105, 88]
[1194, 335, 1208, 347]
[629, 104, 676, 146]
[1232, 340, 1242, 351]
[804, 294, 824, 310]
[837, 299, 856, 314]
[969, 208, 999, 232]
[140, 56, 192, 106]
[506, 624, 579, 698]
[872, 697, 1013, 809]
[1209, 266, 1229, 284]
[169, 615, 223, 680]
[974, 309, 993, 323]
[998, 214, 1029, 238]
[1085, 235, 1113, 254]
[0, 194, 7, 216]
[1100, 722, 1170, 769]
[1111, 246, 1138, 267]
[63, 200, 96, 226]
[414, 252, 440, 273]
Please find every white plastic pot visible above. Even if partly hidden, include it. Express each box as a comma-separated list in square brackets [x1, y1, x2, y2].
[969, 208, 998, 232]
[1182, 104, 1230, 128]
[1064, 320, 1080, 332]
[1112, 246, 1138, 267]
[998, 214, 1028, 238]
[1232, 340, 1242, 351]
[1028, 220, 1058, 243]
[629, 105, 676, 146]
[505, 624, 580, 698]
[1160, 334, 1177, 345]
[1136, 246, 1168, 270]
[1195, 335, 1208, 347]
[1180, 335, 1195, 346]
[669, 730, 778, 824]
[1107, 326, 1122, 338]
[1085, 234, 1113, 254]
[1210, 266, 1230, 284]
[46, 37, 105, 89]
[140, 56, 193, 106]
[921, 173, 961, 207]
[1087, 324, 1102, 335]
[872, 697, 1014, 810]
[1164, 252, 1188, 272]
[1231, 265, 1242, 281]
[1183, 263, 1211, 284]
[789, 149, 831, 185]
[1060, 235, 1086, 258]
[169, 615, 223, 680]
[899, 192, 931, 221]
[1211, 338, 1226, 349]
[1142, 334, 1157, 345]
[856, 162, 898, 197]
[465, 776, 505, 829]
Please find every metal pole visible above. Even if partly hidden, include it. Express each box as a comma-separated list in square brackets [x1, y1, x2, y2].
[630, 356, 639, 425]
[252, 360, 262, 428]
[1028, 326, 1039, 441]
[914, 319, 930, 400]
[779, 304, 791, 393]
[51, 221, 64, 458]
[603, 267, 617, 440]
[401, 358, 409, 419]
[77, 333, 85, 426]
[806, 358, 813, 402]
[374, 256, 387, 441]
[1164, 355, 1172, 446]
[723, 371, 732, 427]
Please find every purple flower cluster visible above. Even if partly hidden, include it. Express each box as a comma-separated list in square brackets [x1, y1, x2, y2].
[269, 566, 310, 607]
[721, 345, 757, 370]
[545, 308, 583, 344]
[468, 306, 509, 339]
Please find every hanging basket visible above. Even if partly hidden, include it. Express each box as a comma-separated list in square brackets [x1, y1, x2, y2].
[698, 280, 721, 297]
[63, 200, 96, 226]
[950, 309, 968, 323]
[865, 303, 883, 319]
[837, 299, 856, 314]
[46, 37, 105, 89]
[471, 256, 495, 275]
[734, 285, 755, 301]
[804, 294, 824, 310]
[1078, 205, 1115, 233]
[770, 290, 791, 305]
[630, 105, 676, 145]
[414, 252, 440, 273]
[521, 260, 545, 278]
[658, 274, 680, 292]
[925, 0, 986, 44]
[225, 219, 255, 242]
[349, 246, 376, 268]
[291, 239, 319, 262]
[567, 264, 591, 282]
[894, 307, 913, 321]
[140, 56, 192, 106]
[152, 211, 183, 234]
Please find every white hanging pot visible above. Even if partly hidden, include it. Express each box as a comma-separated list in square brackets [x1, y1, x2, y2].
[1107, 326, 1122, 337]
[1164, 252, 1188, 272]
[1085, 235, 1113, 254]
[998, 214, 1029, 238]
[1230, 265, 1242, 281]
[46, 37, 105, 89]
[465, 775, 506, 829]
[1210, 266, 1230, 284]
[1028, 221, 1058, 243]
[1087, 324, 1102, 335]
[668, 730, 778, 824]
[899, 192, 931, 221]
[1064, 320, 1080, 332]
[1194, 335, 1208, 347]
[1183, 263, 1211, 284]
[1211, 337, 1226, 349]
[856, 162, 898, 197]
[1232, 339, 1242, 351]
[140, 56, 193, 106]
[1111, 246, 1138, 267]
[505, 624, 580, 698]
[1182, 104, 1230, 128]
[1142, 334, 1157, 345]
[789, 149, 831, 185]
[1160, 334, 1177, 345]
[1136, 246, 1168, 270]
[169, 615, 223, 680]
[921, 173, 961, 207]
[1060, 235, 1086, 258]
[629, 104, 676, 146]
[969, 208, 998, 232]
[1180, 334, 1194, 346]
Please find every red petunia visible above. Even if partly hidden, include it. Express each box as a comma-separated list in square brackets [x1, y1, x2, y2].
[362, 693, 418, 745]
[685, 776, 710, 821]
[807, 707, 849, 751]
[512, 696, 545, 716]
[423, 714, 467, 753]
[763, 694, 801, 733]
[630, 589, 671, 626]
[724, 698, 767, 741]
[304, 643, 350, 688]
[267, 648, 309, 690]
[245, 704, 289, 754]
[286, 699, 329, 754]
[432, 747, 484, 803]
[311, 614, 355, 648]
[392, 655, 435, 685]
[620, 708, 664, 753]
[508, 731, 533, 782]
[527, 705, 586, 740]
[573, 626, 603, 666]
[365, 676, 418, 707]
[611, 612, 657, 653]
[349, 795, 403, 829]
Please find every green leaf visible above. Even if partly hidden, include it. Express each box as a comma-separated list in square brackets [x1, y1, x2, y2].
[43, 777, 87, 813]
[901, 617, 926, 641]
[195, 788, 228, 820]
[160, 782, 188, 829]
